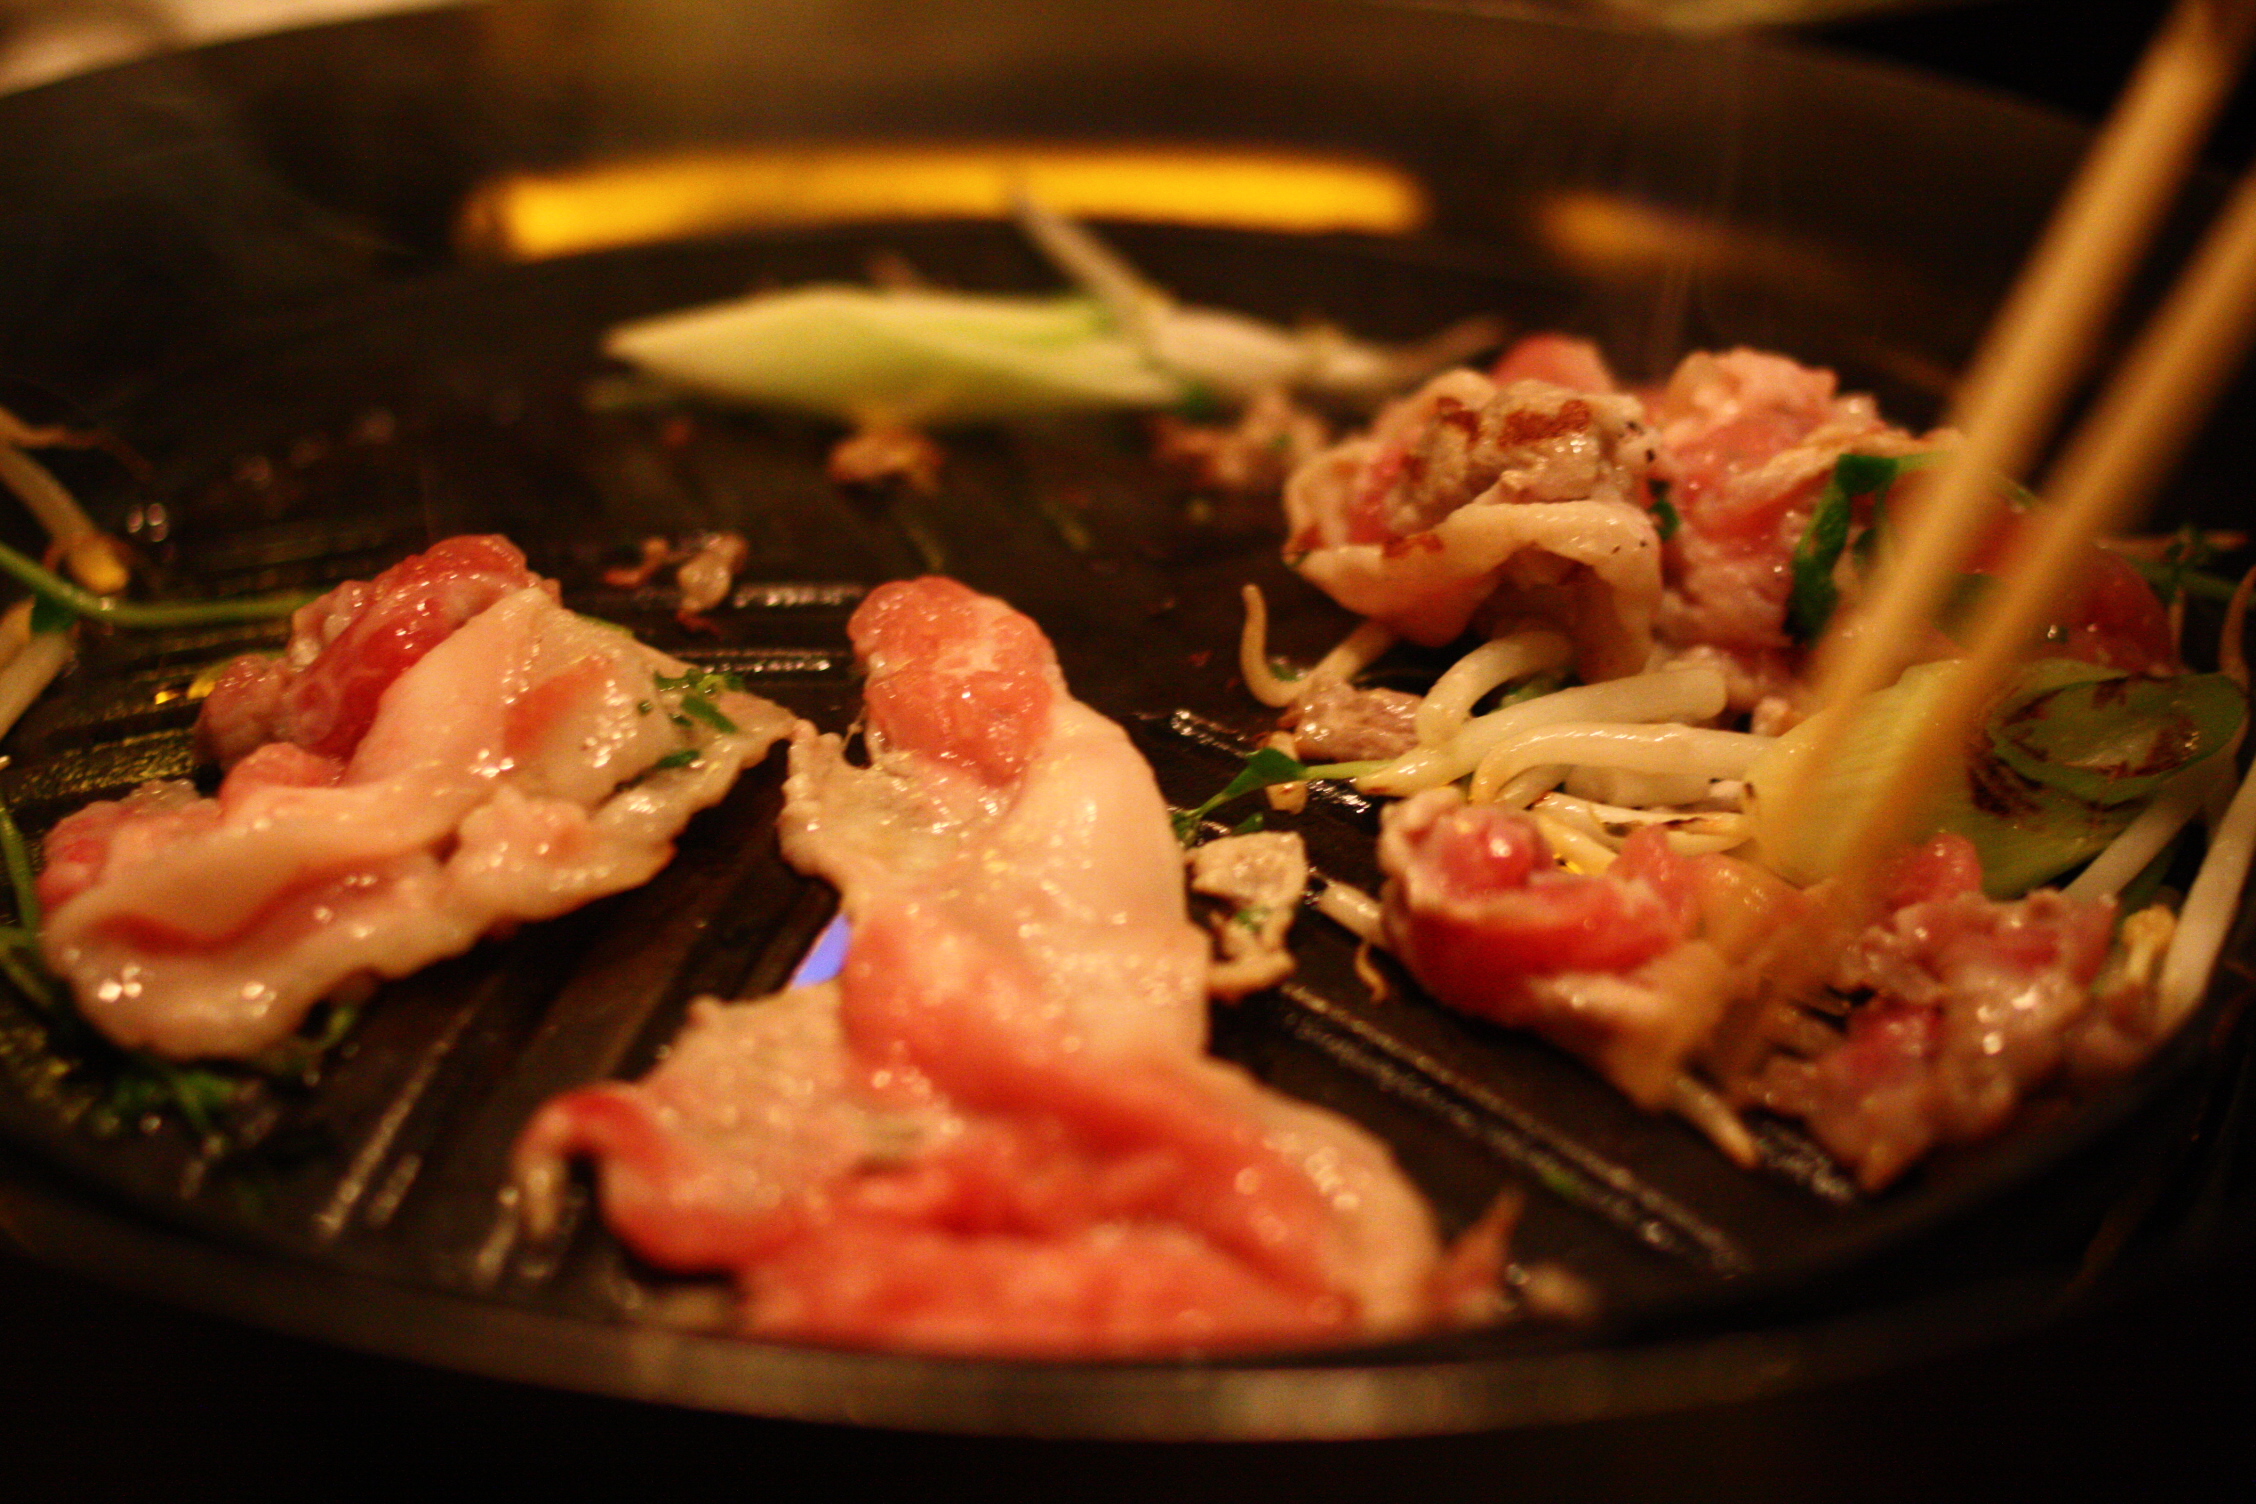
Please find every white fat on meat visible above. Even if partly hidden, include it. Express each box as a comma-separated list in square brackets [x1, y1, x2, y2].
[515, 577, 1446, 1356]
[1283, 368, 1662, 681]
[38, 543, 789, 1060]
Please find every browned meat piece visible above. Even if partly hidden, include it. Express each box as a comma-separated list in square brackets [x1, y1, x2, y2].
[1283, 676, 1421, 761]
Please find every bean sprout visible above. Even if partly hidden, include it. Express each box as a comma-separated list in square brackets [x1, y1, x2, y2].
[1414, 629, 1574, 745]
[1312, 877, 1384, 943]
[2065, 760, 2226, 901]
[1308, 618, 1397, 685]
[2158, 753, 2256, 1031]
[1359, 665, 1729, 796]
[1237, 585, 1300, 707]
[1468, 723, 1773, 807]
[1531, 812, 1618, 873]
[1530, 792, 1753, 856]
[1669, 1074, 1757, 1167]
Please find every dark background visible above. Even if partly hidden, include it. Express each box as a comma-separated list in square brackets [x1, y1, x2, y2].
[1821, 0, 2256, 165]
[5, 3, 2255, 1498]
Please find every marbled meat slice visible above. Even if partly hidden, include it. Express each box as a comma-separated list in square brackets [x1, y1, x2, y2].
[37, 537, 791, 1059]
[1755, 834, 2124, 1190]
[1376, 787, 1734, 1107]
[516, 577, 1449, 1356]
[1283, 364, 1663, 681]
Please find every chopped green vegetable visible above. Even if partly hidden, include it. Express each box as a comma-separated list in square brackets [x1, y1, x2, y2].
[1986, 660, 2245, 810]
[1787, 452, 1913, 643]
[654, 667, 747, 695]
[1750, 658, 2247, 896]
[2117, 821, 2191, 919]
[1937, 572, 1995, 633]
[1172, 747, 1384, 842]
[675, 694, 738, 735]
[1785, 451, 1960, 643]
[0, 539, 305, 628]
[1853, 496, 1889, 570]
[2125, 559, 2241, 604]
[0, 944, 54, 1013]
[1495, 668, 1572, 711]
[604, 286, 1186, 428]
[1650, 496, 1680, 542]
[102, 1056, 242, 1145]
[653, 668, 745, 736]
[652, 748, 703, 771]
[0, 802, 60, 1014]
[1174, 383, 1227, 424]
[2122, 533, 2242, 605]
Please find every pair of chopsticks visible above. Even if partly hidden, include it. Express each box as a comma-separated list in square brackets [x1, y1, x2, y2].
[1761, 0, 2256, 901]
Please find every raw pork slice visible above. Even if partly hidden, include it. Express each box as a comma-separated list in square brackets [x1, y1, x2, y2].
[1756, 834, 2123, 1190]
[1282, 360, 1663, 681]
[38, 536, 791, 1059]
[1641, 347, 1923, 715]
[516, 578, 1450, 1356]
[1376, 788, 1734, 1107]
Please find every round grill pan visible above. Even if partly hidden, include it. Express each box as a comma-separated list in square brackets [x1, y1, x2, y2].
[0, 0, 2250, 1439]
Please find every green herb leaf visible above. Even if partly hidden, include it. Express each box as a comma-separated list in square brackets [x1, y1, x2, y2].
[1650, 496, 1680, 542]
[653, 668, 745, 735]
[1787, 466, 1864, 642]
[652, 748, 703, 770]
[1174, 747, 1311, 840]
[2123, 552, 2241, 604]
[1787, 452, 1938, 643]
[1170, 748, 1391, 841]
[676, 693, 738, 735]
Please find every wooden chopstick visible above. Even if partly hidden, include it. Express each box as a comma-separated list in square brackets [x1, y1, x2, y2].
[1757, 0, 2256, 871]
[1833, 154, 2256, 890]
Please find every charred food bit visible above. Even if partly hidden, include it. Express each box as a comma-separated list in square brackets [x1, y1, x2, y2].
[1189, 829, 1310, 999]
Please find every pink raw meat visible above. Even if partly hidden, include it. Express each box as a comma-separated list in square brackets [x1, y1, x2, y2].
[1377, 788, 1734, 1107]
[1282, 356, 1664, 682]
[516, 578, 1450, 1356]
[38, 537, 790, 1059]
